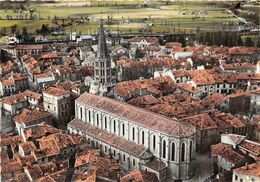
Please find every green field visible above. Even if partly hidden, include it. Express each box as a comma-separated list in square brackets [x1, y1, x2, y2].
[0, 0, 241, 36]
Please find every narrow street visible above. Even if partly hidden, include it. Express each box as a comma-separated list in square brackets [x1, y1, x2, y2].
[184, 153, 212, 182]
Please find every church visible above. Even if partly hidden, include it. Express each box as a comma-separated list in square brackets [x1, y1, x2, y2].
[68, 21, 197, 181]
[68, 93, 197, 181]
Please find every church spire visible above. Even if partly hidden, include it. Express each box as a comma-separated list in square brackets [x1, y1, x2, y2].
[92, 19, 112, 90]
[97, 19, 108, 59]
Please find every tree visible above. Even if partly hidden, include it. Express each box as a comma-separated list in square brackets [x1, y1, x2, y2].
[41, 24, 49, 34]
[256, 40, 260, 48]
[0, 27, 7, 36]
[244, 37, 254, 47]
[205, 32, 211, 45]
[223, 32, 229, 46]
[216, 31, 223, 46]
[18, 3, 26, 11]
[22, 26, 28, 36]
[0, 49, 10, 62]
[179, 33, 186, 47]
[236, 35, 242, 46]
[10, 24, 17, 33]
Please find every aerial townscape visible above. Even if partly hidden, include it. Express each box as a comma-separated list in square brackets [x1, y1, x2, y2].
[0, 0, 259, 182]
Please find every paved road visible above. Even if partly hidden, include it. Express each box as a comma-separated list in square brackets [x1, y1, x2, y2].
[184, 153, 212, 182]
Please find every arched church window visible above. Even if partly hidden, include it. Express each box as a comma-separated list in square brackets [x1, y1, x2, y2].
[153, 135, 156, 149]
[88, 110, 91, 122]
[104, 117, 107, 129]
[181, 143, 185, 162]
[171, 142, 175, 161]
[96, 113, 99, 126]
[132, 127, 135, 141]
[113, 120, 116, 133]
[162, 140, 166, 158]
[79, 107, 82, 119]
[142, 131, 145, 145]
[190, 141, 193, 159]
[122, 123, 125, 136]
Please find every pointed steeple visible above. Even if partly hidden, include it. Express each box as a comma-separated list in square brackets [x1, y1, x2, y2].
[97, 19, 108, 59]
[93, 19, 112, 89]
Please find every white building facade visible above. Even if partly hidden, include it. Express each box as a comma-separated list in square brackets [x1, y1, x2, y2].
[250, 89, 260, 117]
[232, 163, 260, 182]
[68, 93, 196, 181]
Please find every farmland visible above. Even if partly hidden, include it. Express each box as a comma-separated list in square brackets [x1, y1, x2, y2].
[0, 0, 246, 36]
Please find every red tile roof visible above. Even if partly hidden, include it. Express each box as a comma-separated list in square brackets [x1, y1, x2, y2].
[216, 113, 246, 128]
[2, 90, 41, 105]
[75, 150, 98, 168]
[117, 58, 182, 69]
[33, 132, 85, 159]
[0, 135, 23, 149]
[226, 134, 246, 145]
[233, 163, 260, 177]
[15, 44, 44, 50]
[23, 90, 42, 100]
[76, 93, 195, 136]
[19, 141, 36, 153]
[165, 42, 182, 49]
[121, 170, 159, 182]
[69, 118, 148, 157]
[116, 77, 177, 99]
[34, 72, 53, 79]
[229, 46, 260, 55]
[252, 89, 260, 95]
[128, 93, 204, 119]
[13, 108, 51, 124]
[180, 113, 218, 130]
[23, 123, 60, 140]
[211, 143, 246, 164]
[1, 72, 28, 85]
[43, 86, 70, 96]
[129, 37, 159, 45]
[227, 90, 252, 99]
[145, 159, 167, 172]
[72, 168, 96, 182]
[37, 169, 67, 182]
[8, 172, 30, 182]
[1, 60, 17, 75]
[41, 52, 66, 59]
[1, 157, 23, 174]
[239, 140, 260, 155]
[95, 156, 120, 181]
[177, 83, 200, 93]
[202, 93, 227, 107]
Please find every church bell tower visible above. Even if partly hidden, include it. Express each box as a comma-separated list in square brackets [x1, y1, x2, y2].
[94, 19, 112, 87]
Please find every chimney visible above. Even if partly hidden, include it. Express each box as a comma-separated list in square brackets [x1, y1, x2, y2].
[245, 162, 248, 170]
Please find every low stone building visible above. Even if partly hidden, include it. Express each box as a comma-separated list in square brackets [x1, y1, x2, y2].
[1, 90, 42, 116]
[121, 170, 159, 182]
[211, 134, 260, 181]
[250, 89, 260, 117]
[14, 44, 44, 57]
[43, 86, 72, 127]
[0, 72, 29, 97]
[115, 77, 177, 101]
[232, 163, 260, 182]
[181, 111, 255, 153]
[12, 108, 52, 135]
